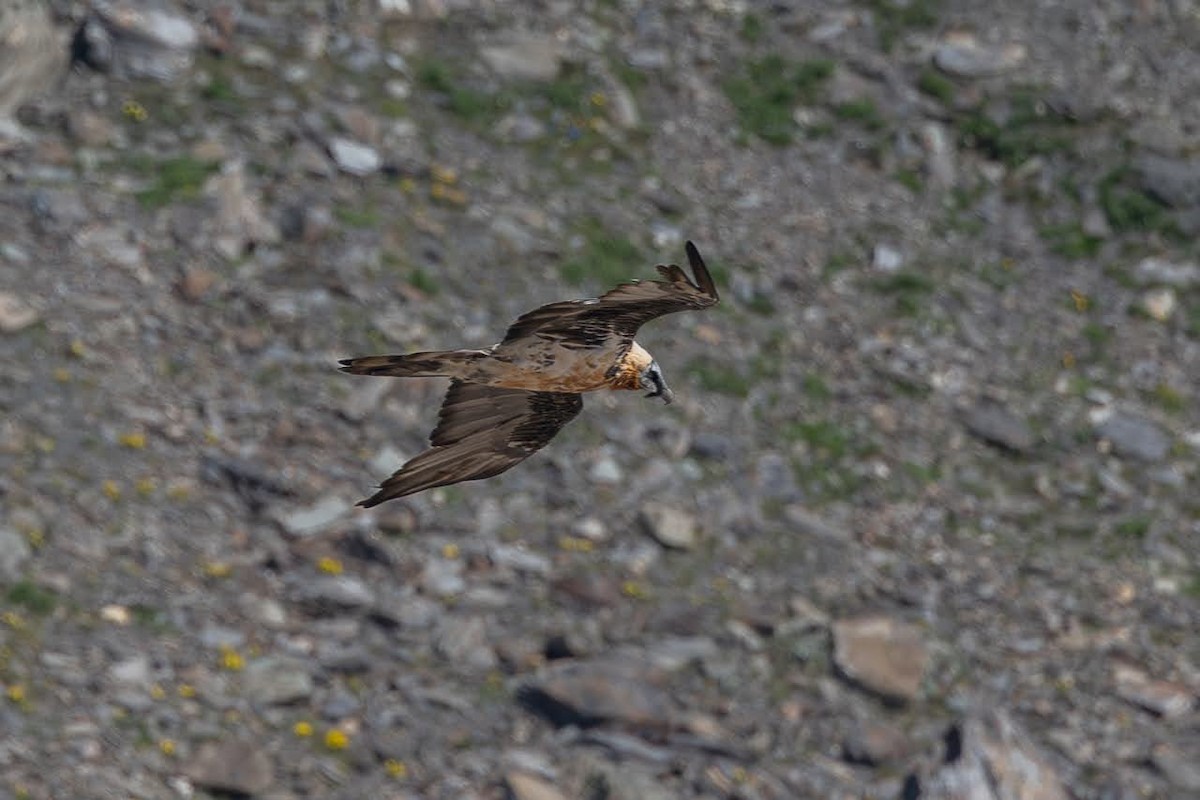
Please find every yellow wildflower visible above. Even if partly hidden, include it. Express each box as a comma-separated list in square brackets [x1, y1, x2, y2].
[102, 480, 122, 501]
[323, 729, 349, 751]
[293, 721, 314, 738]
[385, 759, 408, 778]
[317, 556, 343, 575]
[442, 543, 460, 560]
[178, 683, 195, 699]
[122, 99, 148, 122]
[621, 580, 648, 600]
[558, 536, 594, 553]
[149, 684, 166, 700]
[118, 432, 146, 449]
[6, 684, 26, 703]
[219, 646, 244, 671]
[159, 739, 176, 756]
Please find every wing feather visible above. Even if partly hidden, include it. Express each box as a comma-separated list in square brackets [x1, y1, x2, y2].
[500, 241, 719, 346]
[358, 384, 583, 507]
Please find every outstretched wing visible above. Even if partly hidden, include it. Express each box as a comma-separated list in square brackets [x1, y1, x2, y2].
[358, 382, 583, 507]
[500, 241, 720, 347]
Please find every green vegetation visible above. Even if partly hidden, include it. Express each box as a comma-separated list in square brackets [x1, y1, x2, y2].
[740, 13, 764, 42]
[408, 267, 440, 296]
[334, 204, 380, 229]
[1151, 383, 1185, 413]
[723, 56, 834, 145]
[869, 0, 940, 51]
[834, 99, 885, 131]
[415, 58, 500, 122]
[783, 420, 852, 459]
[134, 156, 220, 210]
[917, 68, 955, 103]
[1098, 167, 1176, 235]
[1040, 223, 1103, 259]
[6, 580, 57, 615]
[559, 220, 643, 287]
[955, 91, 1074, 167]
[1114, 516, 1151, 540]
[868, 270, 936, 315]
[802, 372, 832, 402]
[685, 357, 753, 397]
[894, 167, 923, 192]
[542, 66, 591, 112]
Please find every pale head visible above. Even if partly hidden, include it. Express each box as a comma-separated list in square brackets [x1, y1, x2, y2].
[617, 342, 673, 404]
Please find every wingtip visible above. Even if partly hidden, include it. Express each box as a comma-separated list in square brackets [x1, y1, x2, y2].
[684, 241, 719, 301]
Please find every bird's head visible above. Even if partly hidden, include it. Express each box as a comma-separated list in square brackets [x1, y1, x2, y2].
[640, 360, 674, 404]
[617, 342, 674, 403]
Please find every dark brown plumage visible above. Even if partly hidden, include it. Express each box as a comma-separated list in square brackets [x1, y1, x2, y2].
[341, 240, 720, 506]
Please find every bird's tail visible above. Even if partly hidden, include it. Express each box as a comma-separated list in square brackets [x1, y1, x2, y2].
[338, 349, 487, 378]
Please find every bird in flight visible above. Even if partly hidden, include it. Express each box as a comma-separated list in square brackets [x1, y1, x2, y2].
[340, 241, 720, 507]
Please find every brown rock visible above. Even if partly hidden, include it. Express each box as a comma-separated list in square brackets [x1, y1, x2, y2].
[519, 657, 674, 731]
[179, 268, 218, 301]
[833, 615, 929, 703]
[843, 719, 910, 765]
[186, 740, 274, 796]
[1113, 662, 1196, 718]
[505, 771, 570, 800]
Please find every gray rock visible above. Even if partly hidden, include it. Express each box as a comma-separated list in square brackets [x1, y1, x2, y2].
[688, 432, 733, 460]
[208, 161, 279, 258]
[962, 401, 1036, 453]
[919, 710, 1067, 800]
[186, 740, 274, 796]
[609, 84, 640, 130]
[243, 656, 313, 705]
[292, 575, 376, 615]
[1134, 154, 1200, 209]
[0, 525, 32, 580]
[275, 495, 352, 538]
[1151, 743, 1200, 791]
[435, 616, 497, 671]
[589, 455, 623, 484]
[495, 112, 548, 143]
[833, 616, 929, 703]
[639, 503, 698, 550]
[1095, 412, 1171, 462]
[0, 0, 64, 131]
[80, 0, 200, 82]
[1134, 256, 1200, 288]
[421, 557, 466, 598]
[372, 590, 439, 629]
[108, 655, 150, 687]
[328, 136, 381, 176]
[933, 35, 1026, 78]
[920, 122, 957, 188]
[0, 291, 40, 333]
[480, 34, 561, 81]
[872, 243, 904, 272]
[491, 543, 552, 576]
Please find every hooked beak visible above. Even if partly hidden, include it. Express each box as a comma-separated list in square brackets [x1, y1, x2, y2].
[646, 383, 674, 404]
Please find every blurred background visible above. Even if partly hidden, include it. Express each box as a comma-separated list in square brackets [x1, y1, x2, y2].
[1, 1, 1198, 798]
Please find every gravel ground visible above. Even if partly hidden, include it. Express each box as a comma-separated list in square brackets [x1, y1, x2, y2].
[1, 1, 1198, 798]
